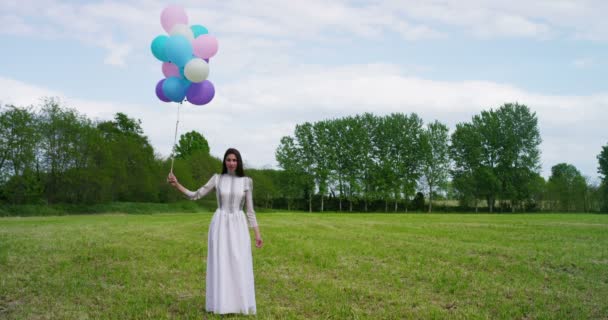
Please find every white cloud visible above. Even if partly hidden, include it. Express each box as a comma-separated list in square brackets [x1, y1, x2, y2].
[1, 0, 607, 86]
[99, 36, 132, 67]
[573, 57, 594, 69]
[0, 78, 61, 107]
[391, 20, 446, 40]
[0, 0, 153, 66]
[382, 0, 608, 40]
[4, 1, 608, 42]
[477, 14, 551, 38]
[0, 15, 34, 36]
[7, 0, 608, 70]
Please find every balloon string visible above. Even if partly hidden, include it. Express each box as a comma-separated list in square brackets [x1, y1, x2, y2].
[170, 102, 182, 173]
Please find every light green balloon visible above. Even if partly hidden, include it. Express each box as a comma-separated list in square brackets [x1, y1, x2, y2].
[191, 25, 209, 38]
[151, 35, 169, 62]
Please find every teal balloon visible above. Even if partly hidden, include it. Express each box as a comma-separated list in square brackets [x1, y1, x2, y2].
[179, 77, 192, 90]
[165, 35, 193, 67]
[191, 25, 209, 38]
[162, 77, 189, 102]
[151, 35, 169, 62]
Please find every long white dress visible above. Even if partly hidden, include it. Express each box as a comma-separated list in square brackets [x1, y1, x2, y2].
[184, 173, 258, 315]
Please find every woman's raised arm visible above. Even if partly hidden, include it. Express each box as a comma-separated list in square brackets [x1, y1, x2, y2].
[168, 173, 217, 200]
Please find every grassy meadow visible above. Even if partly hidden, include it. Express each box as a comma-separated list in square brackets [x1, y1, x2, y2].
[1, 212, 607, 319]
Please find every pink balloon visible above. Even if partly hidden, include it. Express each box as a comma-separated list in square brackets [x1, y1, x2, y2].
[162, 62, 180, 78]
[193, 35, 219, 59]
[160, 5, 188, 33]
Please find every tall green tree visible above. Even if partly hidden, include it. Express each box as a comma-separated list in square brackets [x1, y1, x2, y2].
[420, 120, 450, 213]
[546, 163, 587, 212]
[599, 144, 608, 179]
[339, 116, 366, 212]
[38, 99, 94, 203]
[597, 144, 608, 212]
[495, 104, 542, 211]
[373, 115, 399, 212]
[392, 113, 424, 212]
[326, 118, 350, 211]
[97, 112, 158, 202]
[0, 105, 41, 203]
[175, 130, 210, 158]
[451, 103, 541, 212]
[451, 122, 484, 211]
[520, 171, 545, 212]
[582, 176, 601, 212]
[293, 123, 317, 212]
[170, 130, 217, 199]
[355, 114, 377, 212]
[312, 120, 332, 211]
[38, 101, 113, 204]
[276, 136, 308, 210]
[472, 109, 502, 212]
[0, 105, 38, 177]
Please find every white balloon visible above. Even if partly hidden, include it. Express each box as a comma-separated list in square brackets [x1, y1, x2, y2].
[170, 24, 194, 42]
[184, 58, 209, 83]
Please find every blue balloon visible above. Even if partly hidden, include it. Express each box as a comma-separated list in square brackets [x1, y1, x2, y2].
[165, 35, 193, 67]
[191, 25, 209, 38]
[151, 35, 169, 62]
[179, 77, 192, 90]
[162, 77, 190, 102]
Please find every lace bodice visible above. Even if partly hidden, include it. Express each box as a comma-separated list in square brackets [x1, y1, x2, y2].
[184, 173, 258, 228]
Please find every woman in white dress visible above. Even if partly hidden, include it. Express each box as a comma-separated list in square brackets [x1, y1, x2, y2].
[167, 148, 263, 315]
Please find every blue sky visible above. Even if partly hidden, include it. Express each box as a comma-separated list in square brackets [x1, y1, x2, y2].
[1, 0, 607, 182]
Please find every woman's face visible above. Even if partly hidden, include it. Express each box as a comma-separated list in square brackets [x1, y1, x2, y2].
[225, 153, 238, 172]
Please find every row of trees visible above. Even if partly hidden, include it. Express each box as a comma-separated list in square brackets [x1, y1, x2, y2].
[0, 99, 290, 207]
[276, 112, 447, 212]
[276, 103, 607, 213]
[0, 99, 161, 204]
[1, 99, 607, 212]
[0, 99, 228, 205]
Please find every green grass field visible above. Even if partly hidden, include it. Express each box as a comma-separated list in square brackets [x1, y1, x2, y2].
[1, 212, 607, 319]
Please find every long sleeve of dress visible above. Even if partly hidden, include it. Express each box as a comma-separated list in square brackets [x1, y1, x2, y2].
[184, 174, 217, 200]
[244, 177, 258, 228]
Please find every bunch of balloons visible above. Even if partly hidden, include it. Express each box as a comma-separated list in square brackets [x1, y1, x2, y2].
[151, 5, 218, 105]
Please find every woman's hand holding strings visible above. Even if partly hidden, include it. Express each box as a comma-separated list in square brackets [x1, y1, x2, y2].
[167, 172, 179, 187]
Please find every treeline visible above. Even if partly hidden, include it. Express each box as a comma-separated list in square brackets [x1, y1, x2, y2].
[1, 99, 607, 213]
[276, 103, 608, 213]
[0, 99, 295, 210]
[0, 99, 215, 206]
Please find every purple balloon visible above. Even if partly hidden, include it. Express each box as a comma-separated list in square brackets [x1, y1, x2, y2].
[156, 79, 171, 102]
[187, 80, 215, 105]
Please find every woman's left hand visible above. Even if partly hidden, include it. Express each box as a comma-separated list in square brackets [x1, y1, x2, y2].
[255, 237, 263, 248]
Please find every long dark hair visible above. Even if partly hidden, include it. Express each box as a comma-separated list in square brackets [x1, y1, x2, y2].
[221, 148, 245, 177]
